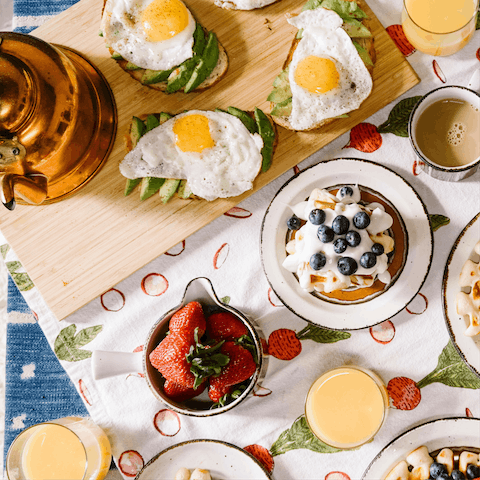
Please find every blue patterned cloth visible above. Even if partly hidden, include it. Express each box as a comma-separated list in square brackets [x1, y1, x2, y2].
[3, 276, 88, 462]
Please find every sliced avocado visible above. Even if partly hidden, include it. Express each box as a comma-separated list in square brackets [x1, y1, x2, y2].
[296, 28, 303, 39]
[111, 51, 123, 60]
[159, 179, 181, 204]
[145, 114, 160, 132]
[125, 178, 141, 196]
[226, 107, 258, 134]
[254, 107, 275, 173]
[342, 18, 371, 38]
[184, 32, 219, 94]
[215, 108, 227, 113]
[268, 69, 292, 104]
[352, 40, 374, 66]
[125, 62, 142, 71]
[177, 180, 193, 199]
[159, 112, 173, 124]
[166, 57, 199, 94]
[131, 116, 146, 147]
[141, 68, 173, 85]
[140, 177, 165, 201]
[273, 68, 289, 87]
[192, 23, 206, 56]
[271, 97, 292, 117]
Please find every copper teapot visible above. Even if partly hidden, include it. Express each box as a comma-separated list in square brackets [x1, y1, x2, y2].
[0, 32, 117, 210]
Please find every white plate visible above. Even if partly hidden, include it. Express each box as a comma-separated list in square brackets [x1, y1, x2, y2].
[362, 417, 480, 479]
[135, 439, 272, 480]
[260, 158, 433, 330]
[443, 213, 480, 378]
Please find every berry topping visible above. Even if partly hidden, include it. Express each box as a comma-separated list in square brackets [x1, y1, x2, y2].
[332, 215, 350, 235]
[353, 211, 370, 229]
[451, 470, 466, 480]
[467, 465, 480, 479]
[287, 215, 301, 230]
[310, 252, 327, 271]
[309, 209, 326, 225]
[371, 243, 385, 256]
[317, 225, 335, 243]
[437, 474, 451, 480]
[360, 252, 377, 269]
[333, 238, 348, 254]
[430, 463, 449, 479]
[337, 257, 358, 275]
[345, 230, 361, 247]
[339, 186, 354, 198]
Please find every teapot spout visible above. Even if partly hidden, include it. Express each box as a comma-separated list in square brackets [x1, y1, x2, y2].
[0, 174, 48, 210]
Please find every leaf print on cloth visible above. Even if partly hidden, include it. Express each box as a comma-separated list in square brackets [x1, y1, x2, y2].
[243, 444, 274, 473]
[429, 214, 450, 232]
[378, 96, 422, 137]
[343, 123, 382, 152]
[6, 260, 34, 291]
[296, 324, 351, 344]
[386, 25, 416, 56]
[54, 324, 103, 362]
[1, 243, 10, 259]
[270, 416, 342, 456]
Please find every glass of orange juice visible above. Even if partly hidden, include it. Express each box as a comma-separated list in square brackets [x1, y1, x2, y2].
[305, 366, 389, 449]
[401, 0, 478, 56]
[6, 416, 112, 480]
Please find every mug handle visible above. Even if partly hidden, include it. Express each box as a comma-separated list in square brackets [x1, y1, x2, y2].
[91, 351, 143, 380]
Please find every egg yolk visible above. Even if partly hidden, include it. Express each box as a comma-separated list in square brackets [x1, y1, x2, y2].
[141, 0, 189, 42]
[294, 56, 340, 94]
[173, 114, 215, 153]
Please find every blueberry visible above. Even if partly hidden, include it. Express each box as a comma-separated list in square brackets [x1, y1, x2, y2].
[451, 470, 466, 480]
[371, 243, 385, 256]
[310, 252, 326, 271]
[309, 209, 326, 225]
[339, 186, 354, 198]
[337, 257, 358, 275]
[466, 465, 480, 479]
[430, 463, 448, 479]
[332, 215, 350, 235]
[437, 474, 451, 480]
[287, 215, 301, 230]
[317, 225, 335, 243]
[360, 252, 377, 269]
[345, 230, 361, 247]
[353, 211, 370, 229]
[333, 238, 348, 254]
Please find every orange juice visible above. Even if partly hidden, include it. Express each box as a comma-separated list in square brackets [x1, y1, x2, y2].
[402, 0, 478, 56]
[22, 424, 87, 480]
[305, 367, 388, 449]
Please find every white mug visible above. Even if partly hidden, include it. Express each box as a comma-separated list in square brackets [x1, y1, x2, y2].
[408, 85, 480, 182]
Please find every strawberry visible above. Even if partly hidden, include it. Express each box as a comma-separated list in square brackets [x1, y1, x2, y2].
[163, 378, 206, 402]
[169, 301, 206, 339]
[207, 311, 248, 340]
[209, 341, 256, 390]
[149, 333, 196, 387]
[208, 383, 232, 403]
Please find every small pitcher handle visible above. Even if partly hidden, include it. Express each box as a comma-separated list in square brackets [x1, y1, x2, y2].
[92, 350, 143, 380]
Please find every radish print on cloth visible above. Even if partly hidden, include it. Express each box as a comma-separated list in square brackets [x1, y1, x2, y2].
[343, 123, 382, 152]
[388, 342, 480, 410]
[243, 444, 274, 473]
[386, 25, 415, 56]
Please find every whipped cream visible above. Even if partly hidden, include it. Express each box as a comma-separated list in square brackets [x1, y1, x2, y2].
[283, 186, 394, 294]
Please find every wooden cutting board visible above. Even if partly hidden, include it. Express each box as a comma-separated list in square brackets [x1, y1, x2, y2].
[0, 0, 419, 320]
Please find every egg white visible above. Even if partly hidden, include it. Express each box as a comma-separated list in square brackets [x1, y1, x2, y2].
[101, 0, 196, 71]
[120, 111, 264, 201]
[287, 8, 373, 131]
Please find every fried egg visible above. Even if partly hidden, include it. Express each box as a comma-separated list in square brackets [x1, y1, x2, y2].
[287, 8, 373, 131]
[120, 111, 264, 201]
[101, 0, 196, 71]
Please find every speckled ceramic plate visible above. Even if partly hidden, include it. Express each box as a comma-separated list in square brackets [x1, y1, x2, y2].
[135, 439, 272, 479]
[362, 417, 480, 479]
[443, 213, 480, 378]
[260, 158, 433, 330]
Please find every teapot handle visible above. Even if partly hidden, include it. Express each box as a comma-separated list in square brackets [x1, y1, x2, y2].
[0, 173, 48, 210]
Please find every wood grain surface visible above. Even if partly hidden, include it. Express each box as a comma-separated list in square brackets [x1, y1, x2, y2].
[0, 0, 420, 320]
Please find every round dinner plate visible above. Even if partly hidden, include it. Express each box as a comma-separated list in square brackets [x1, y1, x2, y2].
[443, 213, 480, 377]
[260, 158, 433, 330]
[135, 439, 273, 479]
[362, 417, 480, 479]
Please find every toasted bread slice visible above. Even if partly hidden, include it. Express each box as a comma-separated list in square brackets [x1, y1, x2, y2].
[122, 110, 278, 202]
[270, 3, 376, 132]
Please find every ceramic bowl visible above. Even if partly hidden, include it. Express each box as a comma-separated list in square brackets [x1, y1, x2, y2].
[92, 277, 267, 416]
